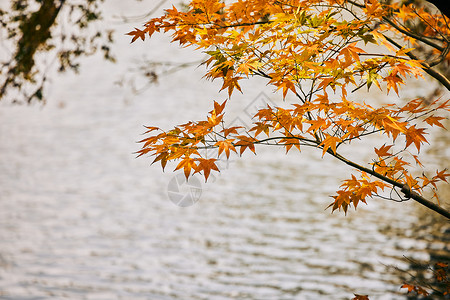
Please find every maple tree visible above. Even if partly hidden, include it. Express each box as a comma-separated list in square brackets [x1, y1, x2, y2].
[0, 0, 115, 103]
[130, 0, 450, 220]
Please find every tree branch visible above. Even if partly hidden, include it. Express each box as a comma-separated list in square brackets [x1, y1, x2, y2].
[381, 16, 445, 52]
[232, 135, 450, 219]
[383, 35, 450, 91]
[330, 150, 450, 219]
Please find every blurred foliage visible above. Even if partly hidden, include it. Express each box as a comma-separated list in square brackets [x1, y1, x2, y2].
[0, 0, 115, 104]
[399, 0, 450, 79]
[401, 260, 450, 299]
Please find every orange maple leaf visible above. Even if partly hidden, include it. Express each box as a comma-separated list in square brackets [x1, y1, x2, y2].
[215, 139, 237, 159]
[235, 136, 256, 155]
[374, 144, 393, 157]
[434, 169, 450, 182]
[127, 28, 146, 43]
[213, 100, 227, 115]
[222, 126, 243, 137]
[423, 116, 446, 129]
[401, 283, 429, 296]
[339, 42, 366, 63]
[249, 122, 271, 137]
[405, 125, 428, 151]
[320, 135, 341, 156]
[194, 158, 220, 181]
[385, 73, 404, 95]
[175, 157, 197, 179]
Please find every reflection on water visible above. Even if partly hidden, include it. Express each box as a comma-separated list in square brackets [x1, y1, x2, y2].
[0, 108, 448, 299]
[0, 1, 449, 299]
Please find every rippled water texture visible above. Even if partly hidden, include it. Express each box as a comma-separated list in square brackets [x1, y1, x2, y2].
[0, 1, 449, 299]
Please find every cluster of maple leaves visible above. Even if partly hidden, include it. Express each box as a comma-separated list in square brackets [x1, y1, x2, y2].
[129, 0, 450, 297]
[130, 0, 449, 214]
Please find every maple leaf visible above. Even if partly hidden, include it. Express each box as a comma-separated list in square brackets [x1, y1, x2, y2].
[395, 47, 414, 57]
[405, 125, 428, 152]
[143, 126, 160, 134]
[364, 0, 383, 16]
[400, 99, 425, 113]
[175, 157, 197, 179]
[404, 174, 418, 190]
[374, 144, 393, 157]
[371, 30, 397, 52]
[434, 169, 450, 182]
[339, 42, 366, 63]
[412, 155, 424, 167]
[282, 80, 296, 98]
[208, 112, 223, 126]
[307, 117, 328, 133]
[219, 71, 243, 97]
[236, 62, 252, 76]
[249, 122, 271, 137]
[401, 283, 429, 296]
[395, 5, 414, 20]
[222, 126, 243, 137]
[385, 73, 404, 95]
[127, 28, 146, 43]
[279, 137, 301, 153]
[366, 70, 382, 90]
[315, 93, 328, 104]
[235, 136, 256, 155]
[320, 135, 341, 156]
[317, 77, 335, 91]
[423, 116, 446, 129]
[436, 99, 450, 110]
[194, 158, 220, 181]
[392, 63, 412, 78]
[213, 100, 227, 115]
[151, 152, 170, 170]
[215, 139, 237, 159]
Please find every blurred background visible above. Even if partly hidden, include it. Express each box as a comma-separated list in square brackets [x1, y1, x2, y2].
[0, 1, 449, 299]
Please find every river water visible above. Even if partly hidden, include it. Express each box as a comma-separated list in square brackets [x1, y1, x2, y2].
[0, 1, 449, 299]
